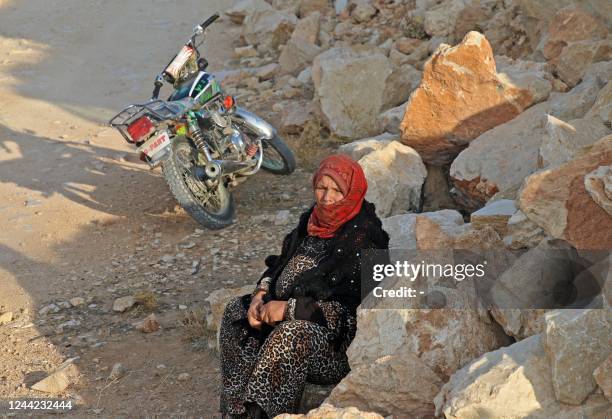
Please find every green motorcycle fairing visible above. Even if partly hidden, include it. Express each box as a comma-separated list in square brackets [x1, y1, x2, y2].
[168, 72, 221, 106]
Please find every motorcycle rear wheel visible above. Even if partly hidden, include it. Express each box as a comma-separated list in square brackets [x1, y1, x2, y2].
[162, 136, 235, 229]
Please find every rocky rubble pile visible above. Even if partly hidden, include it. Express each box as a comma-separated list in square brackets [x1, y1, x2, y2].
[212, 0, 612, 417]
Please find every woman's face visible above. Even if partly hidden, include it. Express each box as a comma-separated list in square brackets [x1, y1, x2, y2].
[315, 175, 345, 206]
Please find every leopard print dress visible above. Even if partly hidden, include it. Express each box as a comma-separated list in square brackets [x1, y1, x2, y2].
[219, 234, 357, 418]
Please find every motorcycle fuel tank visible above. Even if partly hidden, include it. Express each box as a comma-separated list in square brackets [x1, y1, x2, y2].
[168, 71, 221, 105]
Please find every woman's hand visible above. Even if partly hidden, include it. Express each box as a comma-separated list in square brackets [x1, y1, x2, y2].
[248, 290, 266, 330]
[259, 300, 288, 326]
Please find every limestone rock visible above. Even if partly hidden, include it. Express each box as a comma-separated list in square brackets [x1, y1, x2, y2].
[133, 313, 160, 333]
[255, 63, 280, 81]
[204, 285, 254, 350]
[382, 209, 464, 249]
[382, 209, 501, 250]
[394, 37, 422, 55]
[272, 0, 300, 15]
[242, 10, 297, 52]
[400, 32, 546, 165]
[549, 62, 611, 121]
[113, 296, 136, 313]
[541, 6, 608, 62]
[276, 403, 384, 418]
[495, 55, 552, 106]
[539, 114, 611, 169]
[585, 80, 612, 126]
[312, 45, 391, 139]
[594, 354, 612, 402]
[235, 45, 258, 59]
[382, 62, 421, 110]
[451, 1, 495, 44]
[337, 133, 395, 161]
[517, 0, 612, 31]
[450, 102, 548, 208]
[0, 311, 13, 325]
[280, 39, 322, 76]
[450, 69, 611, 207]
[351, 2, 377, 23]
[397, 41, 430, 70]
[435, 334, 611, 418]
[423, 0, 469, 38]
[502, 209, 546, 250]
[298, 0, 332, 17]
[327, 343, 443, 418]
[109, 362, 127, 381]
[489, 238, 583, 339]
[489, 308, 548, 340]
[279, 100, 316, 135]
[377, 102, 407, 135]
[584, 165, 612, 216]
[225, 0, 273, 24]
[347, 308, 511, 382]
[358, 141, 427, 217]
[69, 297, 85, 307]
[274, 209, 291, 225]
[518, 135, 612, 250]
[556, 38, 612, 88]
[470, 199, 516, 237]
[31, 358, 79, 394]
[292, 11, 320, 45]
[297, 67, 312, 85]
[413, 213, 503, 250]
[544, 309, 612, 405]
[489, 238, 582, 315]
[482, 4, 529, 58]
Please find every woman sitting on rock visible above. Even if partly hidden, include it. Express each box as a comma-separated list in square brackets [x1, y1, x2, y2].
[219, 154, 390, 418]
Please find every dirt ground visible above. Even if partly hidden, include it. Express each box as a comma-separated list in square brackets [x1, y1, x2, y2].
[0, 0, 330, 416]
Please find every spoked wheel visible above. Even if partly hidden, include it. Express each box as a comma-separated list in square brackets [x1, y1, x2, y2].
[260, 134, 296, 175]
[162, 136, 234, 229]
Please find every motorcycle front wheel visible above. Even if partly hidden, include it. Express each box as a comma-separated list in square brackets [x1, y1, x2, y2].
[260, 134, 296, 175]
[162, 136, 235, 229]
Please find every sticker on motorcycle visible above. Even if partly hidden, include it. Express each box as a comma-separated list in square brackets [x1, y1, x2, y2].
[138, 131, 171, 158]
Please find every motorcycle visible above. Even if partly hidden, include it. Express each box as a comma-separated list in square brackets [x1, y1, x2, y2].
[110, 13, 296, 229]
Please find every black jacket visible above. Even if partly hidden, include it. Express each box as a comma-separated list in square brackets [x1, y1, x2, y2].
[255, 200, 390, 336]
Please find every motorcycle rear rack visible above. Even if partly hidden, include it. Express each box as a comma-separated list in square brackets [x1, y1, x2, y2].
[109, 99, 193, 143]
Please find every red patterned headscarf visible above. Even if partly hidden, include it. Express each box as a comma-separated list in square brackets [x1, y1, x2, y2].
[307, 154, 368, 238]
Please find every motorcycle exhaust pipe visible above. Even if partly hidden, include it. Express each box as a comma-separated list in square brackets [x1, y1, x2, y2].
[201, 160, 255, 180]
[204, 161, 222, 179]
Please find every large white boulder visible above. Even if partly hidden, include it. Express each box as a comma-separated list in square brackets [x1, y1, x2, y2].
[539, 114, 611, 169]
[326, 307, 510, 418]
[312, 45, 392, 139]
[337, 133, 396, 161]
[242, 10, 297, 52]
[435, 334, 611, 418]
[518, 135, 612, 250]
[358, 141, 427, 217]
[544, 309, 612, 405]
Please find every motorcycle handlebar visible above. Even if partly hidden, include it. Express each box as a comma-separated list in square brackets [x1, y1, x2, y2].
[200, 13, 220, 30]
